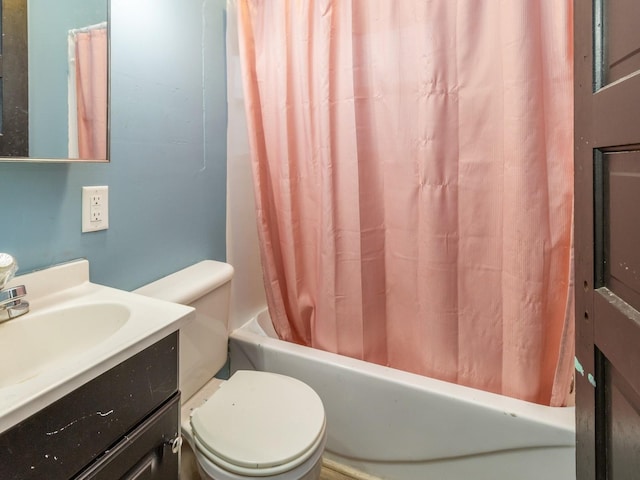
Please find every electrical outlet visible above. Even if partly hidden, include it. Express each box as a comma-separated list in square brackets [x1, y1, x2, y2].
[91, 208, 104, 222]
[82, 186, 109, 232]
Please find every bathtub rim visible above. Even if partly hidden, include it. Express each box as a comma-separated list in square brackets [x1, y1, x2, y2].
[230, 310, 576, 436]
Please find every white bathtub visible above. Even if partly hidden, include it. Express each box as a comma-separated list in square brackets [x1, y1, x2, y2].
[229, 311, 575, 480]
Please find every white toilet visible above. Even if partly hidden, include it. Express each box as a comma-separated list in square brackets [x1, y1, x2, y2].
[135, 261, 326, 480]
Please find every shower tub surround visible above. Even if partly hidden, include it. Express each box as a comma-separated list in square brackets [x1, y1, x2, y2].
[230, 311, 575, 480]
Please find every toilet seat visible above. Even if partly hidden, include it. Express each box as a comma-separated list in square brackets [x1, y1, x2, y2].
[190, 370, 326, 477]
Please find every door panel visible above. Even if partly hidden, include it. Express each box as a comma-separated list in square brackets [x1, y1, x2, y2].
[593, 292, 640, 394]
[606, 362, 640, 477]
[575, 1, 640, 479]
[603, 0, 640, 86]
[605, 152, 640, 305]
[592, 75, 640, 147]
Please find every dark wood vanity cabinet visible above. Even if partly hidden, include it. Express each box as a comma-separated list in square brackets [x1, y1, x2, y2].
[76, 394, 180, 480]
[0, 333, 180, 480]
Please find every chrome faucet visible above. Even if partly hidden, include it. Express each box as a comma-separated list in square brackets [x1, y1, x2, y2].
[0, 254, 29, 322]
[0, 285, 29, 322]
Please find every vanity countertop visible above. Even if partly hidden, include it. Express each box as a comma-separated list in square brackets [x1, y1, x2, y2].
[0, 259, 194, 434]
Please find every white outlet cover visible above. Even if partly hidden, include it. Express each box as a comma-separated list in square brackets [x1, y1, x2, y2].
[82, 186, 109, 232]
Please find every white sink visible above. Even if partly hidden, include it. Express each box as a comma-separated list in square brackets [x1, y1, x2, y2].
[0, 303, 129, 388]
[0, 259, 194, 434]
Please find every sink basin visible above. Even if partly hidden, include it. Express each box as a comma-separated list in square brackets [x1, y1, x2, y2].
[0, 303, 129, 388]
[0, 259, 194, 435]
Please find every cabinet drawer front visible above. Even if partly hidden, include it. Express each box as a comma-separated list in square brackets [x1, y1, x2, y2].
[77, 393, 180, 480]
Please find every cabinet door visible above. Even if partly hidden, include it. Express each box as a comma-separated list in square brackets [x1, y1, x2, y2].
[76, 394, 180, 480]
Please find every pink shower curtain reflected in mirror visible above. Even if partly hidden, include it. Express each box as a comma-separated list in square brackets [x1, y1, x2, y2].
[237, 0, 574, 406]
[75, 27, 108, 159]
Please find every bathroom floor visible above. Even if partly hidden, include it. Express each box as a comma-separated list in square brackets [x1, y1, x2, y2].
[320, 459, 380, 480]
[320, 465, 359, 480]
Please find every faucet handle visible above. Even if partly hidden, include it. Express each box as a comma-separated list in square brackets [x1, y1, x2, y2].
[0, 253, 18, 290]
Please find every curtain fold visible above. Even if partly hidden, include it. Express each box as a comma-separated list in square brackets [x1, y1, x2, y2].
[236, 0, 574, 406]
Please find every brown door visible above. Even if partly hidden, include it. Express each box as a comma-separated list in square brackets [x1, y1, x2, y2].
[575, 1, 640, 478]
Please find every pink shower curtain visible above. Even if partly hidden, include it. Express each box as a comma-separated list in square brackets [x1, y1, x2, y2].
[237, 0, 574, 406]
[75, 27, 108, 159]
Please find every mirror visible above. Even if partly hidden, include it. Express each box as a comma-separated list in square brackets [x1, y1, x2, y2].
[0, 0, 109, 162]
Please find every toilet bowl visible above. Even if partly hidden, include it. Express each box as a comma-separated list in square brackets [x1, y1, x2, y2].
[182, 371, 326, 480]
[135, 261, 326, 480]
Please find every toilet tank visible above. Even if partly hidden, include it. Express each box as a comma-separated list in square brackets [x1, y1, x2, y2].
[134, 261, 234, 401]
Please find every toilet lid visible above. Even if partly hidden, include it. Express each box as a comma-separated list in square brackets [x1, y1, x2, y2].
[190, 370, 326, 476]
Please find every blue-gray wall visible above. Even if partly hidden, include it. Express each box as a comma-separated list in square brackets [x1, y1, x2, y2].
[0, 0, 228, 291]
